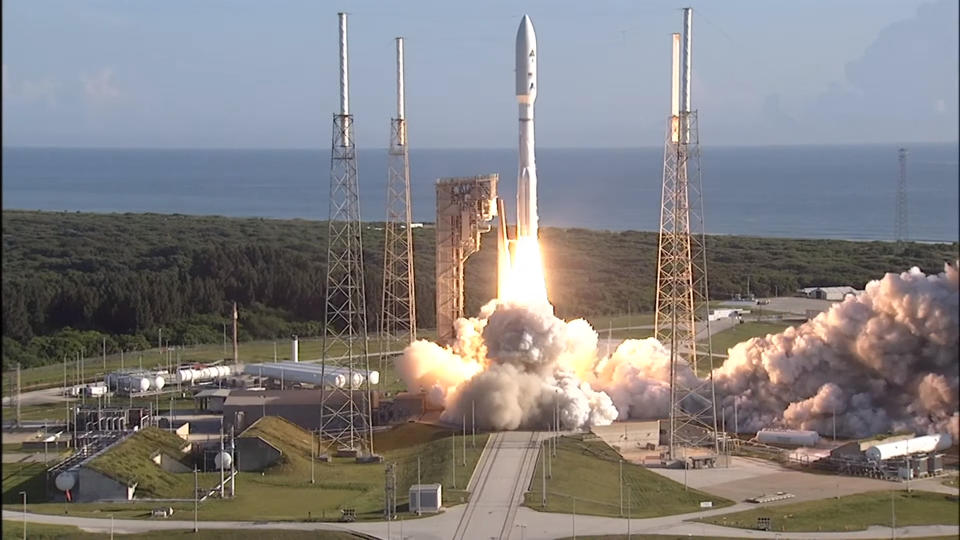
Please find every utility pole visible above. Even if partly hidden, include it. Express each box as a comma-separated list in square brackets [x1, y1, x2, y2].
[102, 337, 107, 371]
[193, 466, 199, 533]
[472, 400, 476, 448]
[311, 429, 316, 484]
[416, 455, 422, 516]
[451, 432, 456, 489]
[572, 496, 576, 540]
[16, 363, 21, 428]
[219, 425, 225, 498]
[222, 322, 227, 357]
[895, 147, 908, 243]
[20, 491, 26, 540]
[462, 415, 466, 466]
[541, 439, 546, 507]
[619, 458, 623, 516]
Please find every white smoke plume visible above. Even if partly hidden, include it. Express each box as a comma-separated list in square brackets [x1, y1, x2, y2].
[715, 263, 959, 439]
[397, 263, 958, 438]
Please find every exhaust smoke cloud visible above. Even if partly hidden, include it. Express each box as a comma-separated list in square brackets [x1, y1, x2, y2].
[398, 263, 958, 438]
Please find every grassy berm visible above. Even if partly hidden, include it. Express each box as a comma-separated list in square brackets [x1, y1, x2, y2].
[698, 489, 959, 532]
[523, 434, 733, 518]
[12, 421, 487, 522]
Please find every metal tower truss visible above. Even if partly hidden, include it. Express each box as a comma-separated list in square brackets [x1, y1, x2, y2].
[895, 147, 908, 243]
[379, 37, 417, 376]
[655, 110, 719, 461]
[435, 175, 498, 344]
[320, 112, 373, 454]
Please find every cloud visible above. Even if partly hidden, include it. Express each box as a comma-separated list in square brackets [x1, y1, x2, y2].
[82, 67, 121, 103]
[802, 0, 958, 142]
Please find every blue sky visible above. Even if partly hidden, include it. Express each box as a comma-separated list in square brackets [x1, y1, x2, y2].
[2, 0, 957, 148]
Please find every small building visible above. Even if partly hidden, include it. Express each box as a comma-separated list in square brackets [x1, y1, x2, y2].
[799, 286, 861, 301]
[409, 483, 442, 513]
[193, 388, 232, 413]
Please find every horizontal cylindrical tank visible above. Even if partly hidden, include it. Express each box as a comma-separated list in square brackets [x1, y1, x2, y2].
[865, 434, 953, 461]
[756, 429, 820, 447]
[85, 385, 108, 397]
[55, 471, 77, 491]
[243, 363, 347, 388]
[214, 451, 233, 470]
[152, 376, 166, 391]
[177, 369, 193, 383]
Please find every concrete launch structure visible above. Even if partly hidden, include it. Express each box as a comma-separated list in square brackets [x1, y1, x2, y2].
[515, 15, 539, 239]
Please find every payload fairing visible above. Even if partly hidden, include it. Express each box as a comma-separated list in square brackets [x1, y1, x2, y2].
[516, 14, 538, 238]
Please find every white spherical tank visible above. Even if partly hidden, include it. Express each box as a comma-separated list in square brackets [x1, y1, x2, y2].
[368, 370, 380, 385]
[138, 377, 151, 392]
[55, 471, 77, 491]
[350, 372, 364, 389]
[153, 376, 166, 391]
[214, 451, 233, 470]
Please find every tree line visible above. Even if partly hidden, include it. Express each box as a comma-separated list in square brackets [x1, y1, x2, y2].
[3, 210, 956, 370]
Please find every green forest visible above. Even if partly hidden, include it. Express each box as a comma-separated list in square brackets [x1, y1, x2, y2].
[2, 210, 957, 370]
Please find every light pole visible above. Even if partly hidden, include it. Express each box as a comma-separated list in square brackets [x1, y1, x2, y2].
[20, 490, 26, 540]
[619, 458, 623, 516]
[311, 429, 316, 484]
[110, 513, 114, 540]
[572, 496, 576, 540]
[194, 466, 199, 533]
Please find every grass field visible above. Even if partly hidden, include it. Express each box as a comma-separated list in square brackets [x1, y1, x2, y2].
[523, 434, 733, 518]
[709, 321, 792, 356]
[11, 422, 489, 522]
[698, 490, 959, 532]
[942, 474, 959, 488]
[0, 522, 365, 539]
[2, 462, 47, 505]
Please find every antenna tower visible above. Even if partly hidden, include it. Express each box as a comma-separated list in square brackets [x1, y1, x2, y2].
[654, 8, 718, 462]
[320, 12, 373, 454]
[379, 37, 417, 376]
[895, 147, 908, 243]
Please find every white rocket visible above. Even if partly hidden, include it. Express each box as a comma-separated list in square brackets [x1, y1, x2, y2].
[516, 15, 538, 238]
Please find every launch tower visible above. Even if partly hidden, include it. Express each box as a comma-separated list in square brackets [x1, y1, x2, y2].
[379, 37, 418, 375]
[654, 8, 719, 462]
[435, 175, 498, 344]
[320, 12, 374, 454]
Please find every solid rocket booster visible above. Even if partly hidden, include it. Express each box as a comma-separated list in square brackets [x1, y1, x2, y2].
[516, 15, 538, 238]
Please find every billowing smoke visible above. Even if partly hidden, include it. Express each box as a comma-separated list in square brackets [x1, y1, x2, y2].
[715, 263, 959, 438]
[398, 263, 958, 437]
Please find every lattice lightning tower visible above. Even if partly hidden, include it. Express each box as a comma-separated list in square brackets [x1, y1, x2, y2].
[379, 37, 417, 376]
[320, 12, 373, 454]
[895, 147, 908, 243]
[654, 8, 719, 462]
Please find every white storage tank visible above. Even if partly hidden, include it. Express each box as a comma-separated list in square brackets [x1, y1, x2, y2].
[865, 433, 953, 461]
[177, 369, 193, 383]
[55, 470, 77, 492]
[756, 429, 820, 447]
[292, 336, 299, 363]
[85, 385, 108, 397]
[153, 375, 166, 391]
[214, 451, 233, 470]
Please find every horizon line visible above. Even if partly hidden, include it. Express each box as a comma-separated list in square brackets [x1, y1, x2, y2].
[3, 141, 958, 152]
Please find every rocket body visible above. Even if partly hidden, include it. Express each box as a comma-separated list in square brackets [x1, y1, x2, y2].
[516, 15, 538, 238]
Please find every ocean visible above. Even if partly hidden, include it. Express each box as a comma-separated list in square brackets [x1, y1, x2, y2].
[2, 144, 957, 242]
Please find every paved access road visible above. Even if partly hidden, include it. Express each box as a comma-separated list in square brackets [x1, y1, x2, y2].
[452, 430, 542, 540]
